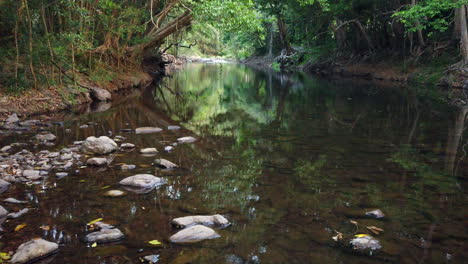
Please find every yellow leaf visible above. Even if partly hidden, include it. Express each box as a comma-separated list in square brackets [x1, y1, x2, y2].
[0, 252, 10, 260]
[80, 180, 86, 182]
[91, 242, 97, 248]
[102, 186, 111, 190]
[148, 240, 162, 245]
[87, 218, 103, 226]
[14, 223, 27, 232]
[354, 234, 370, 238]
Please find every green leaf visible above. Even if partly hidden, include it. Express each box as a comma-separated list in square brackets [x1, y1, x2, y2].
[148, 240, 162, 245]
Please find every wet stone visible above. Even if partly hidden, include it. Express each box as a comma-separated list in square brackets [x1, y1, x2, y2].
[85, 228, 124, 243]
[0, 205, 8, 218]
[4, 198, 28, 204]
[90, 87, 112, 101]
[119, 174, 166, 189]
[6, 113, 20, 124]
[120, 143, 135, 149]
[169, 225, 220, 244]
[349, 235, 382, 254]
[119, 164, 136, 170]
[135, 127, 163, 134]
[35, 134, 56, 141]
[104, 190, 126, 197]
[154, 159, 178, 169]
[177, 136, 197, 143]
[81, 136, 118, 155]
[168, 126, 181, 130]
[1, 145, 12, 152]
[86, 158, 108, 167]
[366, 209, 385, 219]
[79, 124, 89, 129]
[7, 208, 29, 219]
[11, 238, 58, 264]
[0, 179, 10, 193]
[172, 215, 230, 228]
[144, 255, 160, 263]
[164, 146, 173, 152]
[140, 148, 158, 154]
[56, 172, 68, 178]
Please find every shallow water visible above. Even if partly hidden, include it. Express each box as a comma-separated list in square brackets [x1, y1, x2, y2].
[1, 63, 467, 264]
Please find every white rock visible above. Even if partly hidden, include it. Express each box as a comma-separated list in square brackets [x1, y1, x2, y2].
[154, 159, 178, 169]
[177, 136, 197, 143]
[119, 174, 166, 189]
[35, 134, 56, 141]
[172, 215, 230, 228]
[86, 157, 108, 166]
[120, 143, 135, 149]
[135, 127, 163, 134]
[104, 190, 126, 197]
[22, 170, 41, 180]
[90, 87, 112, 101]
[169, 225, 220, 243]
[11, 239, 58, 264]
[81, 136, 118, 154]
[85, 228, 124, 243]
[140, 148, 158, 154]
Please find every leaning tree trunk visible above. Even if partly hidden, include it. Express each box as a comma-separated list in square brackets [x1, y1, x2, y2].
[458, 5, 468, 64]
[277, 16, 293, 56]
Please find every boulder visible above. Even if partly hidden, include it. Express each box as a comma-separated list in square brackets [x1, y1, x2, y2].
[177, 136, 197, 144]
[140, 148, 158, 154]
[169, 225, 220, 243]
[90, 87, 112, 101]
[119, 174, 166, 189]
[154, 159, 178, 169]
[81, 136, 118, 154]
[172, 215, 230, 228]
[85, 228, 124, 243]
[86, 157, 108, 167]
[35, 134, 56, 141]
[11, 239, 58, 264]
[135, 127, 163, 134]
[56, 172, 68, 178]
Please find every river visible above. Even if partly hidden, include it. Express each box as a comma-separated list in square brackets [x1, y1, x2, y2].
[1, 63, 466, 263]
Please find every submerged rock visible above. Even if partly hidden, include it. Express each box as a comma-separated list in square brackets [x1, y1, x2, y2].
[7, 208, 30, 219]
[35, 134, 56, 141]
[154, 159, 178, 169]
[104, 190, 126, 197]
[135, 127, 163, 134]
[86, 157, 108, 167]
[177, 136, 196, 143]
[365, 209, 385, 219]
[81, 136, 118, 154]
[172, 215, 230, 228]
[349, 235, 381, 253]
[85, 228, 124, 243]
[140, 148, 158, 154]
[119, 174, 166, 189]
[0, 179, 10, 193]
[120, 143, 135, 149]
[169, 225, 220, 243]
[90, 87, 112, 101]
[11, 238, 58, 264]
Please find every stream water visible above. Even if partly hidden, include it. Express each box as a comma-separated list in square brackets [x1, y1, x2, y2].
[1, 63, 467, 264]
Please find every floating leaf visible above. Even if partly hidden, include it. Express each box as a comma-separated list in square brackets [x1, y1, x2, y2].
[148, 240, 162, 245]
[91, 242, 97, 248]
[354, 234, 370, 238]
[102, 186, 111, 190]
[14, 223, 27, 231]
[39, 225, 50, 231]
[87, 218, 103, 226]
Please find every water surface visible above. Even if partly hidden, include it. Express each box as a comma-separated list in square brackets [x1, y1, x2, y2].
[1, 63, 467, 264]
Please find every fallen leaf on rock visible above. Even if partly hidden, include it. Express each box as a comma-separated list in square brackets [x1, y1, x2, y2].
[14, 223, 27, 231]
[87, 218, 103, 226]
[355, 234, 371, 238]
[91, 242, 97, 248]
[148, 240, 162, 246]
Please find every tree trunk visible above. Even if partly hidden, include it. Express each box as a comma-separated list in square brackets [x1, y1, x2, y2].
[412, 0, 425, 47]
[277, 16, 293, 55]
[458, 5, 468, 64]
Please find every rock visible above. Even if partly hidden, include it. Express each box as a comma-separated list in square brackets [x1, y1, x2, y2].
[0, 205, 8, 218]
[73, 141, 84, 146]
[169, 225, 220, 243]
[56, 172, 68, 178]
[177, 136, 197, 143]
[164, 146, 173, 152]
[4, 198, 27, 204]
[154, 159, 178, 169]
[119, 174, 166, 189]
[365, 209, 385, 219]
[119, 164, 136, 170]
[104, 190, 126, 197]
[172, 215, 230, 228]
[349, 235, 381, 253]
[7, 208, 29, 219]
[6, 113, 19, 123]
[22, 170, 41, 180]
[81, 136, 118, 154]
[35, 134, 56, 141]
[135, 127, 163, 134]
[92, 221, 115, 230]
[85, 228, 124, 243]
[143, 255, 160, 263]
[47, 152, 60, 158]
[79, 124, 89, 129]
[86, 157, 108, 167]
[60, 153, 73, 160]
[168, 126, 180, 130]
[11, 238, 58, 264]
[90, 87, 112, 101]
[1, 145, 12, 152]
[0, 179, 10, 193]
[120, 143, 135, 149]
[140, 148, 158, 154]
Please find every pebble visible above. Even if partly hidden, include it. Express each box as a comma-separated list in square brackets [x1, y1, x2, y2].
[140, 148, 158, 154]
[169, 225, 220, 243]
[104, 190, 126, 197]
[177, 136, 196, 143]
